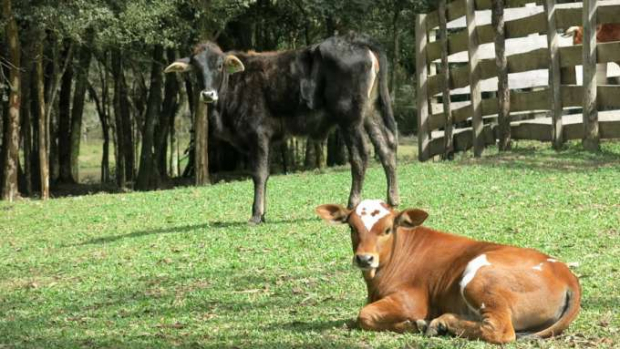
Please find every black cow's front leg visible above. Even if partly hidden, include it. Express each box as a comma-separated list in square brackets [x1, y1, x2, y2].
[365, 118, 399, 207]
[249, 137, 270, 224]
[343, 125, 368, 209]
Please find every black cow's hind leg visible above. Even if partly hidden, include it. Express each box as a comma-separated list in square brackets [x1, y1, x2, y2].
[343, 125, 368, 209]
[249, 137, 270, 224]
[365, 118, 399, 207]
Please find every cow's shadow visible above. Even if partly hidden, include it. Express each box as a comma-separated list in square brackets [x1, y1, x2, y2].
[269, 318, 355, 333]
[69, 217, 317, 246]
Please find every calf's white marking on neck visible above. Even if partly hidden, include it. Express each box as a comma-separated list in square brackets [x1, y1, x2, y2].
[460, 254, 492, 315]
[355, 199, 390, 231]
[532, 263, 544, 271]
[460, 254, 491, 315]
[460, 254, 491, 291]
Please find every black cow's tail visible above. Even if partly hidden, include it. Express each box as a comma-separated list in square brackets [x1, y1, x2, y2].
[351, 34, 398, 148]
[375, 47, 398, 148]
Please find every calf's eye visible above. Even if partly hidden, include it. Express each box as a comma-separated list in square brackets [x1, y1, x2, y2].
[384, 228, 391, 235]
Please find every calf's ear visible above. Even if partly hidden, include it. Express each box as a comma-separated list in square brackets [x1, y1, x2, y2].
[224, 55, 245, 74]
[315, 204, 350, 224]
[394, 209, 428, 228]
[164, 57, 192, 73]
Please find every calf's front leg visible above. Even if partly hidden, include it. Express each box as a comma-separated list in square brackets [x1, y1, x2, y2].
[426, 309, 516, 344]
[357, 291, 428, 333]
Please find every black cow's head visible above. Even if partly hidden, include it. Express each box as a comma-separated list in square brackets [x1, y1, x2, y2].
[164, 42, 245, 103]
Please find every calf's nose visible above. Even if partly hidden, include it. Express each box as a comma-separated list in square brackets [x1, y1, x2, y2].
[355, 254, 375, 268]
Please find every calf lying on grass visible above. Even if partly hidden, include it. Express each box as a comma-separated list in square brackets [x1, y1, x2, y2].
[316, 200, 581, 344]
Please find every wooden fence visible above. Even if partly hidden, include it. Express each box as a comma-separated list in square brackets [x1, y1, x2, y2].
[415, 0, 620, 161]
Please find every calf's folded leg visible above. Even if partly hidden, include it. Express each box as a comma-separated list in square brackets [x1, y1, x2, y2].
[357, 292, 427, 333]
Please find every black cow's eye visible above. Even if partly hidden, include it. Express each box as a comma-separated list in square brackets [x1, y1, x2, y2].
[384, 228, 391, 235]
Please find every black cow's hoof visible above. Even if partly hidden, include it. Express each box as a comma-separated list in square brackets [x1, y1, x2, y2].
[248, 216, 264, 225]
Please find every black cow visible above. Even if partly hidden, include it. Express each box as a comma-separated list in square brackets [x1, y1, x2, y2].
[165, 33, 399, 224]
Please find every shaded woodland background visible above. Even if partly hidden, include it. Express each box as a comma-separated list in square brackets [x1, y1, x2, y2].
[1, 0, 431, 200]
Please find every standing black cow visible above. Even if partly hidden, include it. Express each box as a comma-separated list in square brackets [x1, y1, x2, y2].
[165, 33, 399, 224]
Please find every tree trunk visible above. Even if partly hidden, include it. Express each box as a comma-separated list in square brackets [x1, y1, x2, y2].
[49, 92, 59, 182]
[169, 74, 185, 178]
[155, 48, 179, 179]
[96, 57, 111, 184]
[20, 35, 34, 196]
[58, 50, 73, 183]
[111, 49, 126, 188]
[120, 64, 134, 182]
[2, 0, 21, 201]
[389, 0, 402, 97]
[327, 130, 347, 166]
[0, 64, 8, 193]
[136, 45, 164, 191]
[88, 58, 111, 184]
[69, 43, 92, 182]
[34, 31, 49, 199]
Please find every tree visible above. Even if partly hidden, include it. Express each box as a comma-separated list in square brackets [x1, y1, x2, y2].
[135, 45, 164, 190]
[1, 0, 21, 202]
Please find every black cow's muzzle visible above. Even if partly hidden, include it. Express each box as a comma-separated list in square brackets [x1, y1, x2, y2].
[200, 90, 218, 103]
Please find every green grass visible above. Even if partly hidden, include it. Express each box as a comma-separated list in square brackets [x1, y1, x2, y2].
[1, 141, 619, 348]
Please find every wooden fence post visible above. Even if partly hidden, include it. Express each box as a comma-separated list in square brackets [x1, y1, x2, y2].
[582, 0, 599, 151]
[439, 0, 453, 159]
[493, 0, 511, 151]
[416, 13, 430, 162]
[544, 0, 564, 150]
[465, 0, 483, 157]
[195, 100, 209, 185]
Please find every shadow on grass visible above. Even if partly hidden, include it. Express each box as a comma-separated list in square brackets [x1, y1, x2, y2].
[454, 143, 620, 173]
[269, 318, 353, 332]
[70, 217, 318, 246]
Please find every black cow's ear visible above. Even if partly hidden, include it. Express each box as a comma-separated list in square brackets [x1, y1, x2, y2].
[224, 55, 245, 74]
[394, 209, 428, 228]
[164, 57, 192, 73]
[315, 204, 350, 225]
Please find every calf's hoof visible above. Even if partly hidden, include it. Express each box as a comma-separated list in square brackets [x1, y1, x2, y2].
[425, 318, 448, 337]
[415, 319, 428, 334]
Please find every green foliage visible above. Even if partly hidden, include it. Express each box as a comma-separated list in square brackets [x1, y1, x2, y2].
[1, 141, 619, 348]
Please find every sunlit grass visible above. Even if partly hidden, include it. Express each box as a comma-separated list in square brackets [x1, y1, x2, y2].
[1, 140, 619, 348]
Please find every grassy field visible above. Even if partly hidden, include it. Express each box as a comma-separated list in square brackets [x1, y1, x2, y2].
[1, 141, 619, 348]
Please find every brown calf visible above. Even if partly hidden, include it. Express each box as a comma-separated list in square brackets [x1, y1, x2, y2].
[316, 200, 581, 344]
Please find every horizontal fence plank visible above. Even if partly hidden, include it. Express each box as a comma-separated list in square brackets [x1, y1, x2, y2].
[427, 30, 468, 62]
[556, 3, 620, 27]
[427, 41, 620, 96]
[427, 12, 548, 61]
[562, 84, 620, 108]
[428, 124, 496, 158]
[427, 0, 467, 29]
[476, 0, 544, 10]
[511, 111, 620, 141]
[427, 86, 620, 132]
[425, 3, 620, 61]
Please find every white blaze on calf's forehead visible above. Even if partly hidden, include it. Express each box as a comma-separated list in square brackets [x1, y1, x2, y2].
[355, 199, 390, 231]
